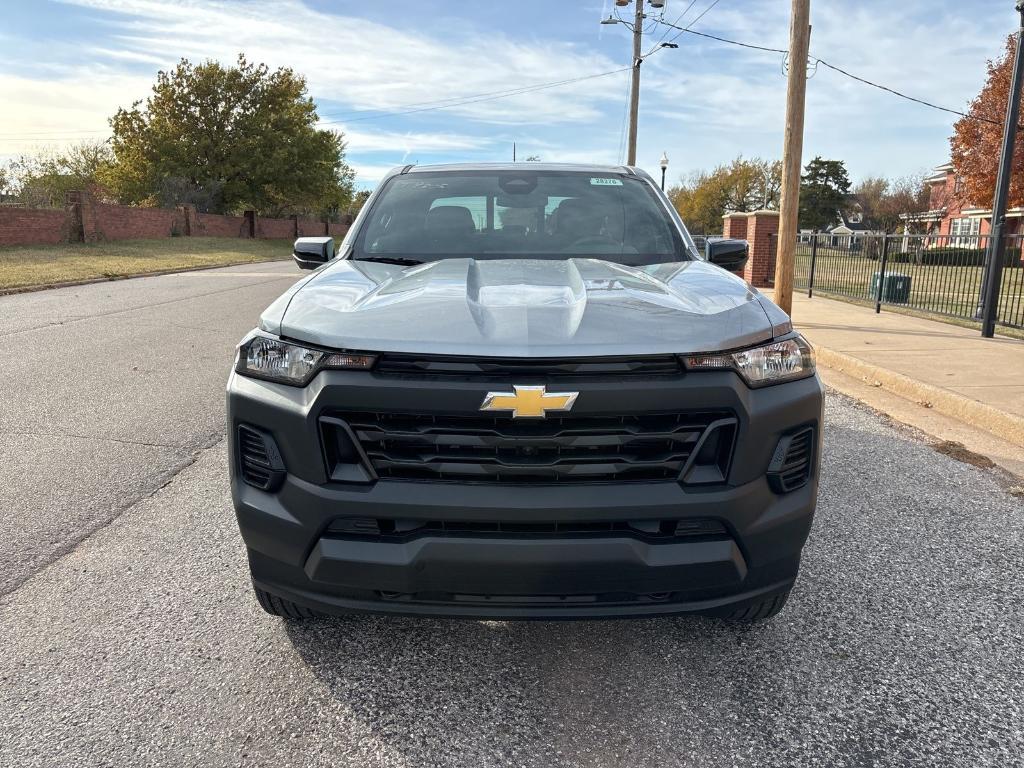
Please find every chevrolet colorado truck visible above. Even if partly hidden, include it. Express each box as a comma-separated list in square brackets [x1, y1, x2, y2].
[228, 163, 822, 621]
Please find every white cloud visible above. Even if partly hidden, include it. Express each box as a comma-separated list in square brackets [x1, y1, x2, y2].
[338, 128, 495, 155]
[349, 162, 401, 186]
[0, 71, 148, 155]
[0, 0, 1011, 185]
[56, 0, 623, 125]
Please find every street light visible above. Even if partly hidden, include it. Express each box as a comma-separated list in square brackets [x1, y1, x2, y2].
[601, 1, 676, 166]
[659, 151, 669, 191]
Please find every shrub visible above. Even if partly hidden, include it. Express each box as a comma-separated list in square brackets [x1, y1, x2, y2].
[882, 246, 1021, 267]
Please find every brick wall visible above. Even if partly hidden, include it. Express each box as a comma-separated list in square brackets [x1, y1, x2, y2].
[197, 212, 248, 238]
[0, 192, 352, 246]
[0, 207, 75, 246]
[297, 217, 328, 237]
[257, 216, 295, 239]
[88, 202, 185, 241]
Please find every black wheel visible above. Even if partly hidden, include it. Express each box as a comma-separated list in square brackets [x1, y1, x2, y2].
[252, 583, 319, 619]
[725, 590, 790, 621]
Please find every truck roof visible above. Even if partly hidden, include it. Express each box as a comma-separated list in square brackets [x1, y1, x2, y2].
[390, 162, 640, 176]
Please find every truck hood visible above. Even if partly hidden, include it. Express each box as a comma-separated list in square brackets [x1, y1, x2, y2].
[263, 258, 787, 356]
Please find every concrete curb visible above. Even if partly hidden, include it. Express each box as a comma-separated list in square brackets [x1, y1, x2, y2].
[0, 258, 292, 297]
[814, 345, 1024, 450]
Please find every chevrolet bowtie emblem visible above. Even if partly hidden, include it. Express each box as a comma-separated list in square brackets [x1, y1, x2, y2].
[480, 385, 579, 419]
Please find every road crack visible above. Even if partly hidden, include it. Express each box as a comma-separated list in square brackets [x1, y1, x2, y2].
[0, 431, 225, 600]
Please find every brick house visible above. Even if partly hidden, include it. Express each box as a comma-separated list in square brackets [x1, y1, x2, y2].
[901, 161, 1023, 241]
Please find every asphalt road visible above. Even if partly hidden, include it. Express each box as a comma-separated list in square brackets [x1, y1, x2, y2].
[1, 263, 1023, 767]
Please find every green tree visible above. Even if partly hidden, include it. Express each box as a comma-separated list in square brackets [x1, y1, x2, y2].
[348, 189, 372, 217]
[853, 173, 930, 233]
[798, 156, 850, 231]
[5, 141, 113, 207]
[103, 55, 354, 215]
[668, 156, 782, 234]
[951, 35, 1024, 209]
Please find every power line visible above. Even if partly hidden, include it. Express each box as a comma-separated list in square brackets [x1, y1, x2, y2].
[651, 17, 1009, 128]
[658, 24, 787, 54]
[0, 23, 1010, 145]
[812, 58, 990, 124]
[661, 0, 724, 47]
[653, 0, 700, 47]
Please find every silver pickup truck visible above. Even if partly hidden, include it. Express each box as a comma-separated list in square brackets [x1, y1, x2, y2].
[227, 163, 822, 621]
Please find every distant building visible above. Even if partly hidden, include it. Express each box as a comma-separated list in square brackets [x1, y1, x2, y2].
[901, 162, 1022, 242]
[798, 208, 884, 247]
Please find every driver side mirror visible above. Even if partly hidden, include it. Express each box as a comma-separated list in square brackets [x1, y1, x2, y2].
[706, 238, 749, 271]
[293, 236, 335, 270]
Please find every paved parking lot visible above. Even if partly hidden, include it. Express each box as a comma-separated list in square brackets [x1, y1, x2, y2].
[1, 263, 1022, 767]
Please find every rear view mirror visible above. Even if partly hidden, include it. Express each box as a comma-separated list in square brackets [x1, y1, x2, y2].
[293, 237, 335, 270]
[706, 238, 749, 272]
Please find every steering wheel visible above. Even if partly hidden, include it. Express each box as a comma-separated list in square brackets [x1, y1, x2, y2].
[567, 235, 620, 250]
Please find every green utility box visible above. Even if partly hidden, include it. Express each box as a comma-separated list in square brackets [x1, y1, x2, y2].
[870, 272, 911, 303]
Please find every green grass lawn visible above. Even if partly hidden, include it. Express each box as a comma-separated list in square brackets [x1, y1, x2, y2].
[791, 246, 1024, 333]
[0, 237, 293, 292]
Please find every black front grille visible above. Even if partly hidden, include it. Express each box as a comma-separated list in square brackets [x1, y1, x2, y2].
[375, 354, 683, 378]
[329, 410, 734, 484]
[767, 427, 815, 493]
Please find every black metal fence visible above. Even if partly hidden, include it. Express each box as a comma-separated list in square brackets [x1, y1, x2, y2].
[793, 232, 1024, 331]
[691, 234, 722, 253]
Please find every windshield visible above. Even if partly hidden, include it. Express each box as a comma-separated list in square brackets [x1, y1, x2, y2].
[354, 170, 693, 266]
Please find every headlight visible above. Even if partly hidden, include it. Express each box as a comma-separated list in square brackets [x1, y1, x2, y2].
[236, 335, 376, 385]
[683, 335, 815, 387]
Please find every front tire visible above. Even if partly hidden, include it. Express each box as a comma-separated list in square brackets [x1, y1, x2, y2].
[252, 583, 319, 619]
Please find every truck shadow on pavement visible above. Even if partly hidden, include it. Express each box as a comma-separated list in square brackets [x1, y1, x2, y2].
[275, 410, 1024, 765]
[282, 609, 804, 764]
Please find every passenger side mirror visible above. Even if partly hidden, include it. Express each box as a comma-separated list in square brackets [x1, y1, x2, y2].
[293, 237, 335, 270]
[706, 238, 749, 271]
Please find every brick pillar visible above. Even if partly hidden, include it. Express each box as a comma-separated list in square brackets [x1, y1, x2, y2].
[722, 212, 747, 241]
[65, 190, 84, 243]
[79, 190, 99, 243]
[181, 205, 200, 236]
[744, 210, 780, 287]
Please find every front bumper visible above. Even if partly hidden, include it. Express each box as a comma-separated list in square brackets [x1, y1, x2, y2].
[228, 367, 823, 619]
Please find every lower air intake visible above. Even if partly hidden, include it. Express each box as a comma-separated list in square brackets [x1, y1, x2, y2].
[767, 427, 815, 493]
[237, 424, 286, 491]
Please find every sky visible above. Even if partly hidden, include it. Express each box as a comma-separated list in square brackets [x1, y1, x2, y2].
[0, 0, 1013, 190]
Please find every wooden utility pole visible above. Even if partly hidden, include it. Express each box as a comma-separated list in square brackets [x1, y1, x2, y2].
[774, 0, 811, 315]
[626, 0, 645, 166]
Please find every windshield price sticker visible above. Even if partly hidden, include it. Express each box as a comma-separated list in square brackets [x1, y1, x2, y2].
[590, 177, 623, 186]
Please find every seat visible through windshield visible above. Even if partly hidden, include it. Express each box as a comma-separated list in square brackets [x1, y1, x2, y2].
[355, 170, 689, 267]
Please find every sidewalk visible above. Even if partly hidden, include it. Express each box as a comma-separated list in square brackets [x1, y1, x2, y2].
[785, 294, 1024, 457]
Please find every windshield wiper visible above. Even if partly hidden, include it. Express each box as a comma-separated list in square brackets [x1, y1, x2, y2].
[355, 256, 424, 266]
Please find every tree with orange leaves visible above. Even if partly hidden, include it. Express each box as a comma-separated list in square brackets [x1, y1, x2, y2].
[951, 35, 1024, 208]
